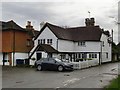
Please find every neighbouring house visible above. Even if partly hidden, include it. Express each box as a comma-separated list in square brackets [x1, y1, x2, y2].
[112, 42, 120, 61]
[29, 18, 112, 64]
[0, 20, 39, 66]
[112, 42, 118, 61]
[117, 42, 120, 60]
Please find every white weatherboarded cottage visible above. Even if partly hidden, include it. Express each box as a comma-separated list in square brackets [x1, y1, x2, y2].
[29, 18, 112, 66]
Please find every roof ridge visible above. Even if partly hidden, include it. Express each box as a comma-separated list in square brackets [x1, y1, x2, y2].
[46, 22, 100, 29]
[35, 22, 103, 41]
[46, 22, 64, 29]
[2, 20, 26, 31]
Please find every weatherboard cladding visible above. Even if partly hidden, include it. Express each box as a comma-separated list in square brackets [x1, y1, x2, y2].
[35, 23, 102, 41]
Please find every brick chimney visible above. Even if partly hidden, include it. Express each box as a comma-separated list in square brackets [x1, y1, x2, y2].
[85, 18, 90, 26]
[85, 18, 95, 26]
[26, 21, 33, 30]
[90, 18, 95, 26]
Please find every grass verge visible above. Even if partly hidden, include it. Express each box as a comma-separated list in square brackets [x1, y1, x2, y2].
[105, 75, 120, 90]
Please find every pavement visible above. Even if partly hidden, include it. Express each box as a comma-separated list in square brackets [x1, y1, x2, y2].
[2, 62, 120, 89]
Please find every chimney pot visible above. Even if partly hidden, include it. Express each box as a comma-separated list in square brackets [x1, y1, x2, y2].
[90, 18, 95, 26]
[26, 21, 33, 30]
[85, 18, 90, 26]
[27, 21, 31, 26]
[85, 18, 95, 26]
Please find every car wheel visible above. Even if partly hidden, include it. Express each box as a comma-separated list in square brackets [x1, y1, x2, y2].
[58, 65, 64, 72]
[37, 65, 42, 71]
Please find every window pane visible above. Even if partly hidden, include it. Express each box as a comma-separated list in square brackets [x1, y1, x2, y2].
[78, 54, 81, 58]
[89, 54, 92, 58]
[47, 39, 49, 44]
[43, 39, 45, 44]
[40, 39, 42, 44]
[38, 39, 40, 44]
[95, 54, 97, 58]
[82, 54, 84, 58]
[106, 53, 108, 58]
[92, 54, 94, 58]
[78, 42, 85, 46]
[50, 39, 52, 44]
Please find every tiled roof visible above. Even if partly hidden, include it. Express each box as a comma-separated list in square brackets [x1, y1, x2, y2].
[28, 44, 58, 59]
[34, 30, 39, 37]
[0, 20, 39, 38]
[35, 22, 103, 41]
[1, 20, 26, 31]
[37, 44, 58, 53]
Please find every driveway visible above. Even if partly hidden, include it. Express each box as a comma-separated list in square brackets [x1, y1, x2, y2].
[2, 62, 120, 89]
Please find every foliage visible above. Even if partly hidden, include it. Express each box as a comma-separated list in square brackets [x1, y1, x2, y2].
[105, 75, 120, 90]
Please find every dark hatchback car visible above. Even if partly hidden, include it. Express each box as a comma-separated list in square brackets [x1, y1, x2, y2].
[35, 58, 74, 72]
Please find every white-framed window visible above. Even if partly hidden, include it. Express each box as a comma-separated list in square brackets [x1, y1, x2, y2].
[38, 39, 45, 44]
[78, 53, 81, 58]
[89, 53, 97, 58]
[78, 41, 86, 46]
[106, 52, 108, 58]
[78, 53, 85, 58]
[47, 39, 52, 45]
[60, 54, 66, 59]
[43, 39, 45, 44]
[38, 39, 40, 45]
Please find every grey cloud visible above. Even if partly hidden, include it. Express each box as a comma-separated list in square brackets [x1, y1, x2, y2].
[2, 2, 56, 20]
[1, 2, 118, 43]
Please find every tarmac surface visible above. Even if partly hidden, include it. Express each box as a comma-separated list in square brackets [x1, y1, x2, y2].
[2, 62, 120, 89]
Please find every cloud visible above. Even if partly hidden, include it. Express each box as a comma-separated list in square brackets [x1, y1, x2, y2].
[1, 1, 119, 43]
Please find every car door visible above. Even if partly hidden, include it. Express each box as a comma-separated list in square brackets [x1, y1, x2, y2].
[48, 58, 57, 70]
[42, 59, 49, 70]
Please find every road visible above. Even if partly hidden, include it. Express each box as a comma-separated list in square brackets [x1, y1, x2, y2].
[2, 62, 120, 89]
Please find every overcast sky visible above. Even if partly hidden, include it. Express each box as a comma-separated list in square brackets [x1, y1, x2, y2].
[1, 0, 119, 43]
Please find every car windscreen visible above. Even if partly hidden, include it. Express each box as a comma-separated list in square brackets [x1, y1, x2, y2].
[54, 58, 62, 62]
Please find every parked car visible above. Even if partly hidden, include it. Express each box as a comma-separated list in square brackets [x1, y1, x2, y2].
[35, 58, 74, 71]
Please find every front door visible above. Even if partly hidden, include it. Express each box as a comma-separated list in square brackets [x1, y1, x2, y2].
[36, 53, 42, 60]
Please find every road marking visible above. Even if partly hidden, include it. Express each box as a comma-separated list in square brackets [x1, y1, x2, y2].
[16, 81, 24, 83]
[63, 78, 80, 86]
[102, 73, 118, 75]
